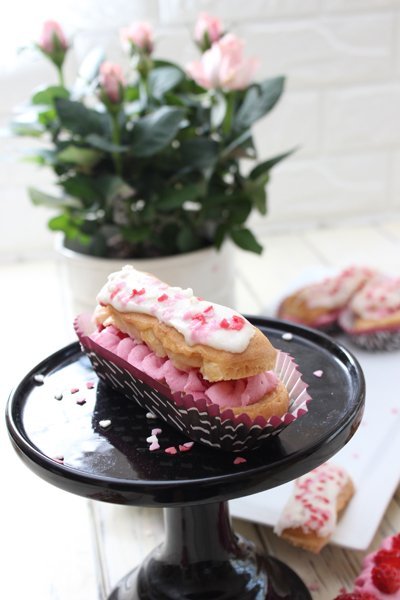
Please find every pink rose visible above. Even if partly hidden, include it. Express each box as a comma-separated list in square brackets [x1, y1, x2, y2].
[194, 13, 223, 50]
[99, 62, 125, 104]
[39, 20, 68, 54]
[120, 21, 154, 54]
[187, 33, 259, 90]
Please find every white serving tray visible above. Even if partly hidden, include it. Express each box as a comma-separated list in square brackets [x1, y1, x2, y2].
[231, 269, 400, 550]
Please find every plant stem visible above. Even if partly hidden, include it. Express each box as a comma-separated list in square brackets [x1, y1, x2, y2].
[222, 91, 234, 136]
[111, 112, 122, 176]
[57, 65, 65, 87]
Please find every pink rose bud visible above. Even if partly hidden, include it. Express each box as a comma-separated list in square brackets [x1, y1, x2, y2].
[39, 20, 68, 54]
[120, 21, 154, 54]
[99, 61, 126, 104]
[194, 13, 223, 50]
[187, 33, 259, 91]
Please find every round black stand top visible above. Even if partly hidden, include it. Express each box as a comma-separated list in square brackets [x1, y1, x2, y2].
[6, 318, 365, 507]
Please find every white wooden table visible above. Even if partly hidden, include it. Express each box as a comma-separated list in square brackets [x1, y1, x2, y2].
[2, 221, 400, 599]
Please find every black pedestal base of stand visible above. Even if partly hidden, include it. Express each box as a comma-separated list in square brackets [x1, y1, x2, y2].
[109, 557, 310, 600]
[108, 502, 311, 600]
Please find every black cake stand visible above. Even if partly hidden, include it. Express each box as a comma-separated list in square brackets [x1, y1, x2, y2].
[6, 318, 365, 599]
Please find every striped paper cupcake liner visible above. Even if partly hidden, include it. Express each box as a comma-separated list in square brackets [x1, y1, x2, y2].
[75, 314, 311, 452]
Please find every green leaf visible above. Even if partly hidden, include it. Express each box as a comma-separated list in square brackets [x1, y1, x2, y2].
[250, 148, 296, 180]
[130, 107, 185, 157]
[148, 66, 184, 99]
[48, 214, 73, 232]
[230, 228, 263, 254]
[85, 134, 127, 153]
[179, 139, 220, 171]
[23, 149, 57, 165]
[177, 227, 202, 253]
[122, 226, 151, 243]
[220, 129, 252, 160]
[97, 175, 134, 202]
[57, 145, 103, 167]
[11, 119, 44, 137]
[28, 187, 82, 209]
[244, 180, 267, 215]
[60, 175, 100, 203]
[234, 76, 285, 131]
[32, 85, 69, 105]
[157, 182, 205, 212]
[55, 98, 110, 137]
[227, 201, 252, 225]
[48, 215, 90, 244]
[214, 224, 228, 249]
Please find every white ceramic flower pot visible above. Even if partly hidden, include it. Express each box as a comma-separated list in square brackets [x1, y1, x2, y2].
[55, 235, 236, 318]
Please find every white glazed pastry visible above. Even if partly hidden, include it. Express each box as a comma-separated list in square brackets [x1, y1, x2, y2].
[274, 463, 354, 553]
[278, 266, 374, 328]
[93, 265, 289, 420]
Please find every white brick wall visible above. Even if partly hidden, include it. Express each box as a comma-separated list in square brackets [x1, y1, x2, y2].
[1, 0, 400, 257]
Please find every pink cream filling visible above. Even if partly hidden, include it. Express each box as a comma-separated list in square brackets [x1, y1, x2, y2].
[91, 325, 278, 408]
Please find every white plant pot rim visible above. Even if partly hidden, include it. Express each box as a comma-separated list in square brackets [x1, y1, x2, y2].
[55, 234, 225, 270]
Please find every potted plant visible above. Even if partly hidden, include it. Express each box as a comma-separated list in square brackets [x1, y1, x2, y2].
[12, 14, 293, 312]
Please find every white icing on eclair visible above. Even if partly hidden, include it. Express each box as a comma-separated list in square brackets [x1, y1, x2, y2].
[97, 265, 255, 353]
[349, 274, 400, 321]
[274, 463, 349, 538]
[299, 266, 374, 310]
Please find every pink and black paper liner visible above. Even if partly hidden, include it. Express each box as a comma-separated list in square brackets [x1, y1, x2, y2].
[74, 314, 311, 452]
[339, 309, 400, 351]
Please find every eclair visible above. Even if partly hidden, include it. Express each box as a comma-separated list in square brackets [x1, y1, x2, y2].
[274, 463, 355, 553]
[277, 266, 375, 329]
[92, 265, 289, 421]
[339, 274, 400, 351]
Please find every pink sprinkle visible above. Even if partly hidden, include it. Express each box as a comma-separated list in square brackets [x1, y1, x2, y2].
[76, 398, 86, 406]
[130, 287, 145, 298]
[192, 313, 206, 324]
[149, 441, 160, 451]
[313, 370, 323, 378]
[231, 316, 245, 330]
[151, 428, 162, 436]
[70, 387, 79, 394]
[219, 317, 245, 331]
[86, 381, 95, 389]
[158, 294, 168, 302]
[308, 583, 320, 592]
[233, 457, 247, 465]
[179, 444, 192, 452]
[165, 446, 178, 455]
[53, 455, 64, 464]
[110, 283, 123, 299]
[204, 305, 214, 314]
[183, 442, 194, 449]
